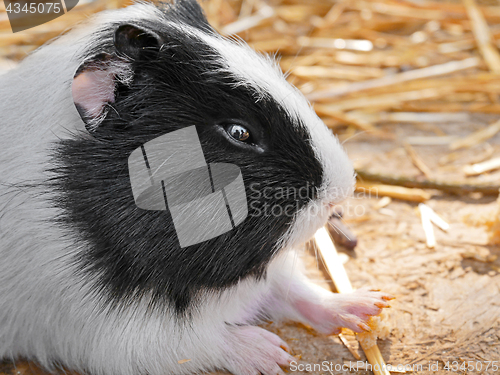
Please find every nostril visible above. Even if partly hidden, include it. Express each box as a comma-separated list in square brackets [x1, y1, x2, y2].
[328, 203, 343, 218]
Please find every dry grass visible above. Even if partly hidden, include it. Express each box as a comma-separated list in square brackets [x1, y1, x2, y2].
[2, 0, 500, 137]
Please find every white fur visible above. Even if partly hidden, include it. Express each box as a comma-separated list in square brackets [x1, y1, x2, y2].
[0, 3, 371, 375]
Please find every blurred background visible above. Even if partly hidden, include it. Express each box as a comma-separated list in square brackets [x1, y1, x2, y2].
[1, 0, 500, 374]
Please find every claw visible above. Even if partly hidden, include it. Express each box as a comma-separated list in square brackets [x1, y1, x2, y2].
[280, 344, 290, 354]
[382, 294, 395, 301]
[331, 327, 342, 335]
[358, 322, 371, 332]
[375, 302, 389, 309]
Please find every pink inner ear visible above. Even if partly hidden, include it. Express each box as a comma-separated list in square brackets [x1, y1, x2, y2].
[72, 69, 116, 119]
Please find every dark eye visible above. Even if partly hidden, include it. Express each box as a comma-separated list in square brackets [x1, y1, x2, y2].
[227, 124, 251, 143]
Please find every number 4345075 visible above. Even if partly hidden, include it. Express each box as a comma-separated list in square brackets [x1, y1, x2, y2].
[6, 2, 62, 14]
[444, 361, 498, 372]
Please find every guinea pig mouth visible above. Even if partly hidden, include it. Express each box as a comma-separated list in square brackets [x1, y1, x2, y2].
[307, 201, 340, 225]
[327, 202, 338, 216]
[326, 200, 348, 220]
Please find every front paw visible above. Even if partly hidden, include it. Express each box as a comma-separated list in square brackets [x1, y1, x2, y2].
[295, 288, 394, 335]
[222, 325, 294, 375]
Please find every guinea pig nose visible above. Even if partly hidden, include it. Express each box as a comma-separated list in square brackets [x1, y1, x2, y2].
[328, 202, 340, 210]
[328, 203, 343, 218]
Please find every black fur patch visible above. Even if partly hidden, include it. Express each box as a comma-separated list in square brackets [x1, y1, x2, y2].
[52, 0, 323, 314]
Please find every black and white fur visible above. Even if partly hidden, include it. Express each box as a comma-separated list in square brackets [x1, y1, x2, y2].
[0, 1, 391, 374]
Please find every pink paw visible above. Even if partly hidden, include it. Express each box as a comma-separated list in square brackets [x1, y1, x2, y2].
[222, 325, 294, 375]
[295, 288, 394, 335]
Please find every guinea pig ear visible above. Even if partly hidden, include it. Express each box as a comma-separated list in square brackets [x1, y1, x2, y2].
[72, 54, 133, 132]
[158, 0, 212, 33]
[72, 25, 162, 132]
[114, 24, 163, 60]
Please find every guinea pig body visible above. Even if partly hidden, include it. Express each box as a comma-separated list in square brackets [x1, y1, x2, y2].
[0, 2, 391, 374]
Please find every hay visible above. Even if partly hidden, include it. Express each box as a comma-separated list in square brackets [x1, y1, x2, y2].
[2, 0, 500, 133]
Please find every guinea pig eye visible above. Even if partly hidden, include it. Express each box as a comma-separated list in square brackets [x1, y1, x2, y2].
[217, 121, 265, 153]
[227, 124, 251, 143]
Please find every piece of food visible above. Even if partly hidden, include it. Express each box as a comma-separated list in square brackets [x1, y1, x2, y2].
[314, 227, 393, 375]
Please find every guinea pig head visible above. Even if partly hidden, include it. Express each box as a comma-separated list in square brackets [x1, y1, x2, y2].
[64, 0, 354, 314]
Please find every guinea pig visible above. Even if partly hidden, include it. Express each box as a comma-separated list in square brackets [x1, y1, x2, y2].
[0, 1, 392, 374]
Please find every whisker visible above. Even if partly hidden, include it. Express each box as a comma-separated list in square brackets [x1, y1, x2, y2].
[285, 248, 300, 301]
[310, 239, 320, 272]
[283, 17, 318, 81]
[327, 220, 341, 234]
[341, 130, 367, 145]
[312, 237, 330, 274]
[327, 220, 353, 242]
[331, 213, 356, 232]
[349, 157, 371, 162]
